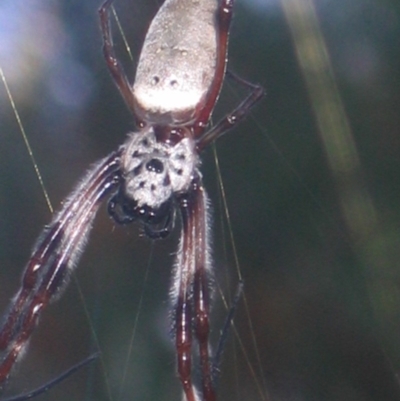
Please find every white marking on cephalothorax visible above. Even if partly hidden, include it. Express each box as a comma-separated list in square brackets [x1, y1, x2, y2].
[122, 128, 199, 208]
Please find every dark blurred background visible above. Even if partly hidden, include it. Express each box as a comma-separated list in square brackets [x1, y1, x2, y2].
[1, 0, 400, 400]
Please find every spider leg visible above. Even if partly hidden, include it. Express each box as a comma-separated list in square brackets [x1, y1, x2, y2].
[212, 280, 243, 388]
[98, 0, 137, 116]
[192, 195, 214, 401]
[0, 151, 121, 387]
[174, 195, 197, 401]
[2, 352, 99, 401]
[173, 177, 215, 401]
[196, 76, 265, 151]
[193, 0, 234, 136]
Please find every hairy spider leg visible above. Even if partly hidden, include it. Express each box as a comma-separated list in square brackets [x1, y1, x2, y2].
[173, 177, 214, 401]
[0, 152, 121, 387]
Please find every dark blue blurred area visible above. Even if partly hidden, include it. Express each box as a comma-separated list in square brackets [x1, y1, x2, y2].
[1, 1, 400, 400]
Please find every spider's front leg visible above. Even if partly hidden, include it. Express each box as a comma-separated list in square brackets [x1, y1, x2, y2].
[172, 176, 215, 401]
[0, 151, 121, 388]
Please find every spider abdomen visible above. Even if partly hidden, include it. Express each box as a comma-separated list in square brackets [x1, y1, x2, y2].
[132, 0, 219, 125]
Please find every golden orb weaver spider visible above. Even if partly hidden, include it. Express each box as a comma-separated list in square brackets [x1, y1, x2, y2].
[0, 1, 263, 400]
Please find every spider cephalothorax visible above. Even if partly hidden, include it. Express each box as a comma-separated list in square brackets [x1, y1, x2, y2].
[122, 126, 198, 208]
[108, 126, 199, 238]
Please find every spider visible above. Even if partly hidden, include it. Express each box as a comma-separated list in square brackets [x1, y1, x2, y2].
[0, 0, 263, 400]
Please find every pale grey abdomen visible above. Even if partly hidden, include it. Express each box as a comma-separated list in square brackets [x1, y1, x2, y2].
[133, 0, 219, 125]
